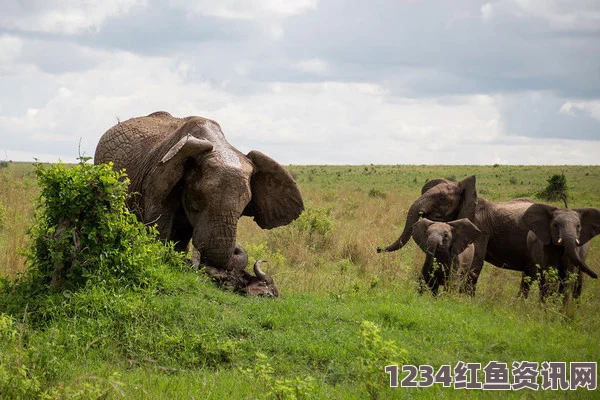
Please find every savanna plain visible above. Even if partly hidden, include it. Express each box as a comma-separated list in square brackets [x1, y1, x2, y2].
[1, 162, 599, 399]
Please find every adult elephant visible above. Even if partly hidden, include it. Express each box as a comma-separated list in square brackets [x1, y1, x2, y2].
[377, 176, 598, 297]
[94, 111, 304, 296]
[524, 205, 600, 301]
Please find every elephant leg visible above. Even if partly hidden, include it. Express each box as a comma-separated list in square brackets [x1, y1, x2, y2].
[519, 264, 537, 299]
[170, 209, 193, 252]
[462, 235, 488, 296]
[434, 262, 451, 296]
[430, 279, 441, 297]
[538, 272, 551, 302]
[519, 274, 531, 298]
[557, 267, 567, 297]
[573, 271, 583, 299]
[419, 253, 436, 295]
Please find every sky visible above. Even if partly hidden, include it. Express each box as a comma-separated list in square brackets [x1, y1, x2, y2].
[0, 0, 599, 165]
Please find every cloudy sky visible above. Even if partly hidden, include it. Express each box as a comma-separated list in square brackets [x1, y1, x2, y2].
[1, 0, 599, 164]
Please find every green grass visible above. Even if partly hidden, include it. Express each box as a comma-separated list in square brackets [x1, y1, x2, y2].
[1, 162, 599, 398]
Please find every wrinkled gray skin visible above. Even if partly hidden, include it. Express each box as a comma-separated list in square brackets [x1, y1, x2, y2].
[524, 205, 600, 301]
[412, 218, 481, 296]
[378, 176, 599, 297]
[94, 111, 303, 296]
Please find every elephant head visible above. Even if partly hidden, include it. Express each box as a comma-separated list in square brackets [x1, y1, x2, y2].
[205, 259, 279, 297]
[412, 218, 481, 260]
[379, 176, 478, 253]
[523, 204, 600, 279]
[139, 118, 303, 293]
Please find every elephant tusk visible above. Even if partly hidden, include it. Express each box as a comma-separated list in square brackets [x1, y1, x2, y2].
[576, 239, 581, 246]
[557, 237, 563, 245]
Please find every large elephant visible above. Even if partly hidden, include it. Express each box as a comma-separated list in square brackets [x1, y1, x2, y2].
[524, 204, 600, 301]
[94, 111, 304, 296]
[411, 218, 481, 296]
[378, 176, 599, 297]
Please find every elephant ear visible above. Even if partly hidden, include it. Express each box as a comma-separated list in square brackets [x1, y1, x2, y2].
[456, 175, 478, 221]
[421, 178, 451, 195]
[243, 150, 304, 229]
[412, 218, 435, 252]
[574, 207, 600, 245]
[523, 203, 556, 245]
[448, 218, 481, 256]
[149, 133, 214, 195]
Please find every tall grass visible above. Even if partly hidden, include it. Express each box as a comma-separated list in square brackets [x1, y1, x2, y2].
[1, 162, 599, 398]
[0, 162, 39, 277]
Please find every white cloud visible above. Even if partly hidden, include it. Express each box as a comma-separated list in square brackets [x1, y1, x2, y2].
[292, 59, 331, 75]
[169, 0, 318, 20]
[0, 1, 599, 165]
[481, 0, 600, 31]
[0, 35, 23, 73]
[560, 100, 600, 121]
[0, 35, 21, 60]
[0, 0, 147, 34]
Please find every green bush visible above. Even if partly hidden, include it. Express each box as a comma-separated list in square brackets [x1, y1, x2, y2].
[0, 158, 185, 323]
[293, 206, 333, 238]
[368, 189, 386, 199]
[358, 321, 407, 400]
[27, 159, 184, 290]
[241, 352, 316, 399]
[245, 242, 286, 269]
[537, 173, 569, 207]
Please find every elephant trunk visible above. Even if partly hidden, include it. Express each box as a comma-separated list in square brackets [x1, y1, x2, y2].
[196, 213, 239, 269]
[564, 238, 598, 279]
[426, 237, 439, 257]
[230, 244, 249, 270]
[382, 197, 425, 252]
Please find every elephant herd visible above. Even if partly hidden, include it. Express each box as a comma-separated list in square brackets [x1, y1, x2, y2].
[378, 176, 600, 302]
[94, 112, 600, 301]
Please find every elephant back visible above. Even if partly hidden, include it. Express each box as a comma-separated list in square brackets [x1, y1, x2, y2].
[94, 111, 223, 203]
[94, 112, 181, 170]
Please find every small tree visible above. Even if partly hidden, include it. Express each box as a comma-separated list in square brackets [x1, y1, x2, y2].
[537, 173, 569, 208]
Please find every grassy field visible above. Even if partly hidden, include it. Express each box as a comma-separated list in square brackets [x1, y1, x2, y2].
[1, 161, 599, 399]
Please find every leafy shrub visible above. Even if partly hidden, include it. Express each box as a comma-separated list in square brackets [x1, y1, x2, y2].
[445, 175, 456, 182]
[537, 173, 569, 207]
[293, 206, 333, 238]
[358, 321, 407, 399]
[245, 242, 286, 270]
[241, 352, 316, 399]
[1, 158, 185, 322]
[0, 161, 8, 169]
[368, 189, 386, 199]
[26, 159, 183, 290]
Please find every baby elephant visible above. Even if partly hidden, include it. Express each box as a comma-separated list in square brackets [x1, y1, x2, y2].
[412, 218, 482, 296]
